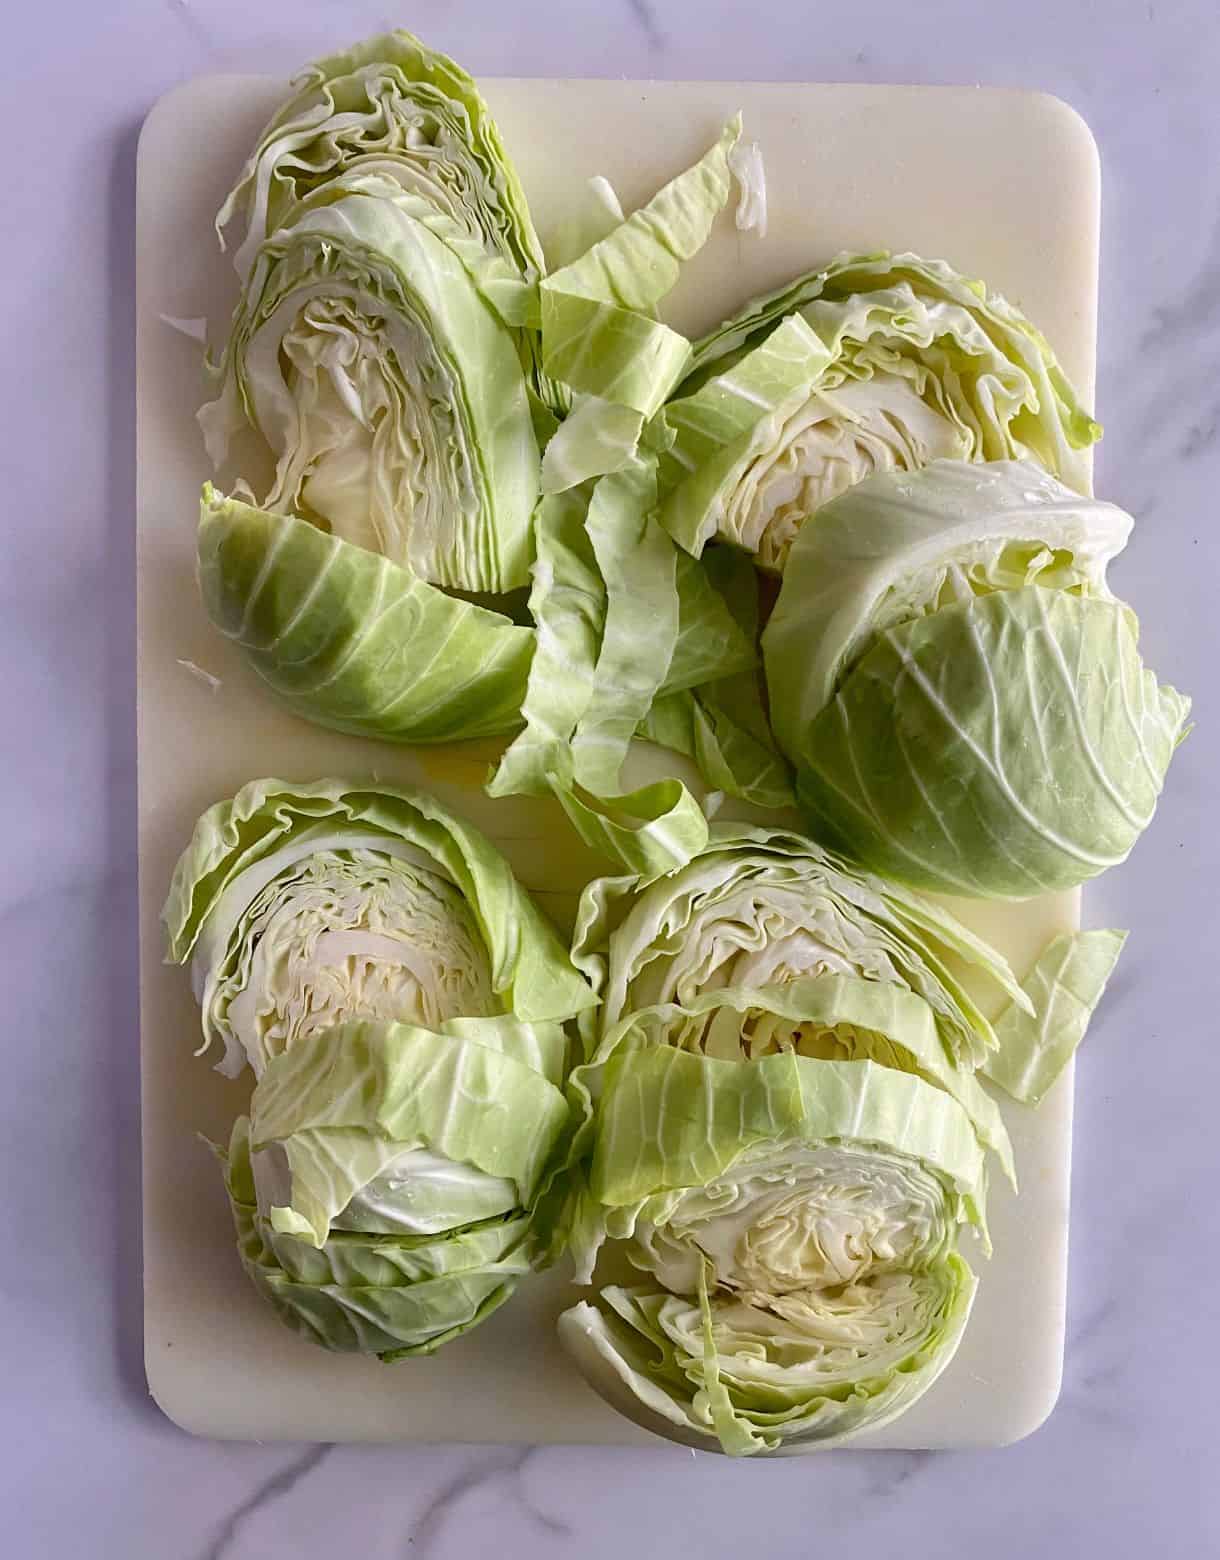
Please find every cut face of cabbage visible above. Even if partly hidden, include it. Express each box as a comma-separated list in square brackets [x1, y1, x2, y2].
[164, 777, 595, 1078]
[716, 373, 970, 572]
[656, 251, 1102, 572]
[559, 1048, 984, 1455]
[574, 823, 1028, 1074]
[201, 183, 540, 597]
[212, 847, 496, 1078]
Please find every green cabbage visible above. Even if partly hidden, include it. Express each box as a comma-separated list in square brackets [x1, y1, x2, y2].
[215, 31, 548, 342]
[560, 1045, 983, 1454]
[764, 460, 1191, 898]
[166, 778, 592, 1357]
[201, 173, 540, 595]
[572, 823, 1028, 1075]
[656, 251, 1102, 572]
[163, 776, 594, 1079]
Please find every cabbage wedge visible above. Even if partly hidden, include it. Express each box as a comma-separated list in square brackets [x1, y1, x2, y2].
[560, 1044, 984, 1454]
[764, 460, 1192, 898]
[166, 778, 592, 1357]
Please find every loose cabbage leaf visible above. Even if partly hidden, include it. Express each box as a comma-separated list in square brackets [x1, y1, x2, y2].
[488, 463, 756, 878]
[198, 487, 534, 744]
[540, 116, 741, 419]
[984, 929, 1127, 1105]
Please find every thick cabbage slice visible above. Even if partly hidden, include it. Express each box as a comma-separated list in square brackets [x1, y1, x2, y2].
[584, 977, 1013, 1182]
[560, 1049, 983, 1454]
[163, 776, 594, 1078]
[764, 461, 1191, 898]
[656, 251, 1102, 571]
[572, 823, 1028, 1073]
[250, 1017, 569, 1247]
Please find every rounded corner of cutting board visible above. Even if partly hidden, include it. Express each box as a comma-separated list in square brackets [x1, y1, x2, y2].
[145, 1348, 222, 1441]
[989, 1358, 1065, 1448]
[1015, 89, 1101, 194]
[138, 74, 247, 170]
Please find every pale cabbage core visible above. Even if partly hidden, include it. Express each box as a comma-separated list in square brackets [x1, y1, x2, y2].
[634, 1143, 947, 1297]
[618, 870, 904, 1017]
[257, 286, 478, 580]
[731, 372, 967, 572]
[204, 841, 496, 1076]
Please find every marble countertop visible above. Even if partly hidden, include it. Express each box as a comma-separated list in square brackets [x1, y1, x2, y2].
[6, 0, 1218, 1553]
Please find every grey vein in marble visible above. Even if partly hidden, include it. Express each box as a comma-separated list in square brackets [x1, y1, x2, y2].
[198, 1446, 332, 1560]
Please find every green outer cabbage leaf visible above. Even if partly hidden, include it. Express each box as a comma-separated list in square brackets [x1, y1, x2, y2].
[765, 460, 1191, 897]
[764, 458, 1132, 738]
[559, 1051, 983, 1454]
[984, 929, 1128, 1105]
[163, 775, 594, 1077]
[789, 591, 1190, 899]
[656, 250, 1101, 570]
[250, 1017, 569, 1246]
[219, 1116, 536, 1360]
[198, 487, 535, 744]
[200, 183, 539, 595]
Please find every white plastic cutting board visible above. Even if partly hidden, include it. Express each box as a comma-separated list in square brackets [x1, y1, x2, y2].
[137, 73, 1099, 1448]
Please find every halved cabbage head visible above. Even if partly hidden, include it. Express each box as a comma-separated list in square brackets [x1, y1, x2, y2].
[655, 251, 1101, 572]
[163, 777, 594, 1079]
[216, 1009, 569, 1358]
[215, 31, 548, 336]
[764, 460, 1192, 898]
[560, 1045, 984, 1454]
[573, 822, 1028, 1073]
